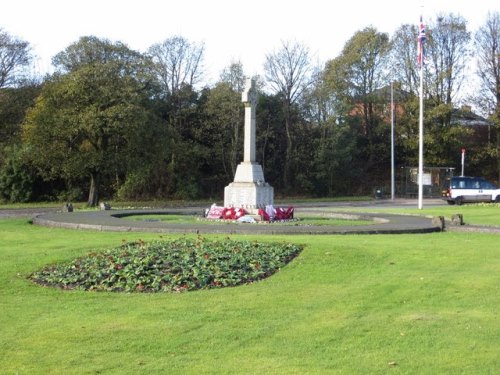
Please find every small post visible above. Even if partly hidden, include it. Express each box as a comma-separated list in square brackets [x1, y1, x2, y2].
[461, 148, 465, 177]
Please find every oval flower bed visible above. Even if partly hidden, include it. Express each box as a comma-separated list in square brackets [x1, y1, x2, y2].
[29, 237, 303, 292]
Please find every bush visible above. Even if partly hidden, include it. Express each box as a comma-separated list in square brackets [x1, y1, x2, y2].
[0, 146, 33, 202]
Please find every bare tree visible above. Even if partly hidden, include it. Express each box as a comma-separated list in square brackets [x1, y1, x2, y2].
[390, 24, 420, 96]
[474, 11, 500, 181]
[147, 36, 205, 96]
[475, 12, 500, 116]
[426, 13, 470, 108]
[219, 60, 246, 93]
[264, 40, 312, 104]
[264, 40, 312, 188]
[0, 28, 32, 88]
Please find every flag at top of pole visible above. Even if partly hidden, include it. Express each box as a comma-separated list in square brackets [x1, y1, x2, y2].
[417, 15, 426, 67]
[417, 13, 425, 210]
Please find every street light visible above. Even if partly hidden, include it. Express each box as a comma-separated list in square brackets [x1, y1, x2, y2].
[390, 81, 395, 200]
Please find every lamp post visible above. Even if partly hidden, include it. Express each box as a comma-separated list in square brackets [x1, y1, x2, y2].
[390, 81, 395, 200]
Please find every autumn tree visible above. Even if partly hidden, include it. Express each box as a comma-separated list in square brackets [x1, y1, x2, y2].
[23, 37, 157, 206]
[324, 26, 390, 182]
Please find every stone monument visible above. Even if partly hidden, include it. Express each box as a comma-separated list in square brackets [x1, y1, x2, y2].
[224, 78, 273, 211]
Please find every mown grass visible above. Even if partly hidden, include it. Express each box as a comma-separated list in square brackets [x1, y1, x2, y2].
[0, 217, 499, 374]
[335, 203, 500, 226]
[122, 214, 373, 226]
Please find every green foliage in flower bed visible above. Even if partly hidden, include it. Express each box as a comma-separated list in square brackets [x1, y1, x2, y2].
[29, 237, 303, 292]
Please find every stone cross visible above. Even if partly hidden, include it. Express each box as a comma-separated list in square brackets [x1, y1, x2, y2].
[224, 77, 273, 210]
[241, 78, 258, 163]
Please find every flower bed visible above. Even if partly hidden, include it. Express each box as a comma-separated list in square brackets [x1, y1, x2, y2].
[29, 237, 303, 292]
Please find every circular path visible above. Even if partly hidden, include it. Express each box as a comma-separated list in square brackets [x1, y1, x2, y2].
[31, 206, 442, 235]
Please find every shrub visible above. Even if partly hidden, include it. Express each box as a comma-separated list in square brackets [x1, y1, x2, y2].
[0, 145, 33, 202]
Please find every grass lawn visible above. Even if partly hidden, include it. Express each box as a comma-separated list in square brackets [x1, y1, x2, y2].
[121, 214, 374, 226]
[336, 203, 500, 227]
[0, 217, 499, 374]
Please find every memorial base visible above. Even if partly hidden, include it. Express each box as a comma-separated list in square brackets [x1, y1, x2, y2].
[224, 182, 274, 213]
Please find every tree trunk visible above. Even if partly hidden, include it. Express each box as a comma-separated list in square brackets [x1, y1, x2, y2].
[87, 172, 100, 207]
[497, 122, 500, 184]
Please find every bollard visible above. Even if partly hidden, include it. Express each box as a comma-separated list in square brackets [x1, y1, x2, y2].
[451, 214, 464, 225]
[62, 203, 73, 212]
[432, 216, 445, 231]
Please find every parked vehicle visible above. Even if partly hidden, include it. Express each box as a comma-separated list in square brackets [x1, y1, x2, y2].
[442, 176, 500, 205]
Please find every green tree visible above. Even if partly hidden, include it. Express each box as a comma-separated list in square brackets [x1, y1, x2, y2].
[0, 145, 33, 202]
[324, 27, 390, 183]
[202, 81, 243, 179]
[255, 93, 286, 192]
[301, 68, 360, 196]
[23, 37, 154, 206]
[0, 83, 41, 150]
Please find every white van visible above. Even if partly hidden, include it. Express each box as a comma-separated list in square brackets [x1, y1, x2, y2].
[442, 176, 500, 205]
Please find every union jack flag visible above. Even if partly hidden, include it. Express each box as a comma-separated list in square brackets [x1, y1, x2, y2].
[417, 15, 426, 67]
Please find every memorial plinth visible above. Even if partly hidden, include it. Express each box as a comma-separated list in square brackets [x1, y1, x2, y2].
[224, 78, 273, 211]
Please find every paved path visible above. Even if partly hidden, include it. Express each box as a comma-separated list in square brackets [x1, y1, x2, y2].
[30, 206, 442, 235]
[0, 207, 58, 219]
[6, 199, 498, 234]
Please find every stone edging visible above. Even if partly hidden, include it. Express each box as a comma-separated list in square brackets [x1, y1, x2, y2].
[31, 208, 442, 235]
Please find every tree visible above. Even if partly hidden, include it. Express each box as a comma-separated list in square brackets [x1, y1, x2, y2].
[474, 11, 500, 181]
[203, 81, 244, 178]
[219, 61, 246, 93]
[0, 145, 33, 202]
[0, 28, 32, 88]
[0, 83, 41, 150]
[52, 36, 143, 73]
[23, 38, 154, 206]
[301, 67, 360, 196]
[147, 36, 205, 96]
[324, 27, 390, 181]
[426, 14, 470, 110]
[302, 66, 338, 129]
[264, 40, 312, 189]
[390, 24, 420, 96]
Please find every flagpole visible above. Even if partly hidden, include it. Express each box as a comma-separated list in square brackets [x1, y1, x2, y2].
[418, 60, 424, 210]
[417, 12, 425, 210]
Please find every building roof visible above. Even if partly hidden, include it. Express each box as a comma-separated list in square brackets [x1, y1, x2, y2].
[450, 107, 492, 127]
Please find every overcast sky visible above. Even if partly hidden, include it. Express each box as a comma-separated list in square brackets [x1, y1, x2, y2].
[1, 0, 498, 84]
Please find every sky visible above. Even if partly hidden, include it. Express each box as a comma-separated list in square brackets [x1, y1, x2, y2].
[1, 0, 498, 85]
